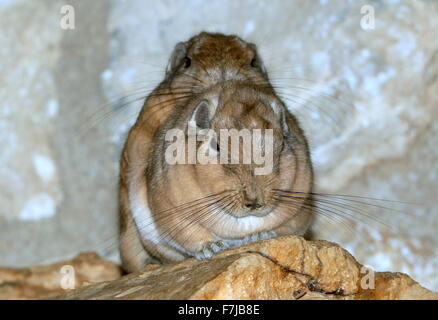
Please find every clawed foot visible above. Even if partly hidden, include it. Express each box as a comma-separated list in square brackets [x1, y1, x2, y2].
[241, 230, 277, 245]
[193, 231, 277, 261]
[194, 240, 230, 261]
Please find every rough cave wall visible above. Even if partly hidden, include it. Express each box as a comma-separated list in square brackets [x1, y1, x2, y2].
[0, 0, 437, 291]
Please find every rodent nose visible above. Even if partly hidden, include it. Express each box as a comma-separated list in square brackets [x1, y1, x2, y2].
[245, 200, 263, 210]
[243, 187, 264, 210]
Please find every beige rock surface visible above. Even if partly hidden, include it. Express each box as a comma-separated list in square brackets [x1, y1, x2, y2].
[54, 236, 437, 300]
[0, 252, 122, 300]
[0, 0, 119, 269]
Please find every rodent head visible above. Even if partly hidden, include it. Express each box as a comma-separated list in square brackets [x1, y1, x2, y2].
[165, 32, 269, 91]
[148, 82, 313, 239]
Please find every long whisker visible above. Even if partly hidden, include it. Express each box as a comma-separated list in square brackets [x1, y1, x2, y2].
[126, 194, 234, 262]
[77, 89, 196, 139]
[97, 192, 230, 255]
[272, 190, 398, 232]
[274, 189, 413, 207]
[273, 195, 357, 236]
[281, 194, 392, 229]
[177, 193, 239, 253]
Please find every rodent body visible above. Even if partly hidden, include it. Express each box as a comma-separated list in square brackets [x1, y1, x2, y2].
[119, 32, 313, 272]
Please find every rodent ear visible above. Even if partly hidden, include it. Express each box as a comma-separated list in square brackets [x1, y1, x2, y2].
[248, 43, 268, 76]
[165, 42, 187, 77]
[271, 100, 289, 134]
[188, 99, 218, 134]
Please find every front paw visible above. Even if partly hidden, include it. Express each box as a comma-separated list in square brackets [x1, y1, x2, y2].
[194, 240, 230, 261]
[242, 230, 277, 245]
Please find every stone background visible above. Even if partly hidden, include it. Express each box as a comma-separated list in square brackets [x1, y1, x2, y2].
[0, 0, 437, 291]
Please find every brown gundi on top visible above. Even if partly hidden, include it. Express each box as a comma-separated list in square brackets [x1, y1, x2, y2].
[118, 32, 313, 272]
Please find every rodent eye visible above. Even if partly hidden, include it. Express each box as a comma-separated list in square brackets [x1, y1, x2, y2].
[280, 136, 286, 151]
[250, 57, 258, 68]
[183, 57, 191, 68]
[210, 138, 220, 152]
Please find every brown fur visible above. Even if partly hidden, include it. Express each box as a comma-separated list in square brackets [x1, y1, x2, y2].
[119, 32, 313, 272]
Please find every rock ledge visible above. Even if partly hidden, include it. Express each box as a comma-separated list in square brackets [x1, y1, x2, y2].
[52, 236, 437, 300]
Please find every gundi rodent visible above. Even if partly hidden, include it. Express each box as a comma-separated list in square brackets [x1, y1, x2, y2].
[119, 32, 313, 272]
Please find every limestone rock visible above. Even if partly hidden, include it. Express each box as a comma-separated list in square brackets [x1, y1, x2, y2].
[0, 0, 118, 269]
[53, 236, 437, 300]
[0, 252, 122, 300]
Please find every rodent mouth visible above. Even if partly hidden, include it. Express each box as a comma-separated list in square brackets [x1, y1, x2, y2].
[233, 205, 275, 218]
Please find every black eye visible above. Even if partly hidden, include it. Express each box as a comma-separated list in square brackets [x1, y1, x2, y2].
[250, 57, 257, 67]
[281, 136, 288, 151]
[210, 138, 220, 152]
[183, 57, 191, 68]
